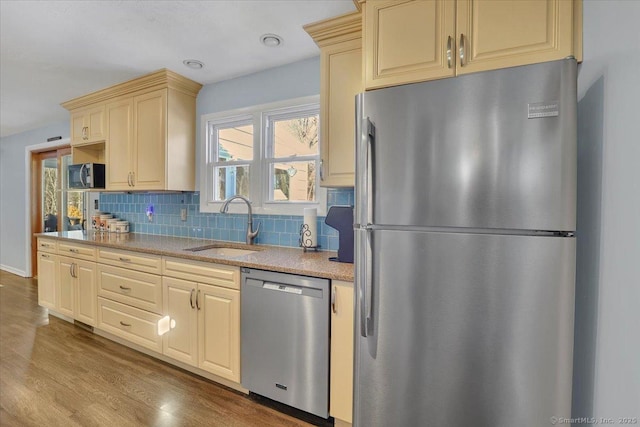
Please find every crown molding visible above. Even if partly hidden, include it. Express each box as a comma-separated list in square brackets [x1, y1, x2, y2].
[304, 11, 362, 47]
[61, 69, 203, 111]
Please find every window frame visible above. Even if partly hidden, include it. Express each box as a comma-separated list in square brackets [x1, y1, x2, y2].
[200, 95, 326, 216]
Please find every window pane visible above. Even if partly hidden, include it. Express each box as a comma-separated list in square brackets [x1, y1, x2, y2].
[273, 115, 319, 158]
[215, 165, 250, 201]
[43, 158, 58, 231]
[271, 161, 316, 202]
[64, 192, 84, 231]
[217, 124, 253, 161]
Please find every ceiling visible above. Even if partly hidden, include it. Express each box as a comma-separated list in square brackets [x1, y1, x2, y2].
[0, 0, 356, 138]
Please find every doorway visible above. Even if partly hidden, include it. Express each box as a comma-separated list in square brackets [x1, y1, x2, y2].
[30, 146, 79, 276]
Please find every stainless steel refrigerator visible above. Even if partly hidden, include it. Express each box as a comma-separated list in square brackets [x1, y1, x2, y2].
[354, 59, 577, 427]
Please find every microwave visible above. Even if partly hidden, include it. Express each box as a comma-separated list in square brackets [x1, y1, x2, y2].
[68, 163, 106, 189]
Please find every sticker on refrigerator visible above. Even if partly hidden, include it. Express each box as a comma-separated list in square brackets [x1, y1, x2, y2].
[528, 101, 559, 119]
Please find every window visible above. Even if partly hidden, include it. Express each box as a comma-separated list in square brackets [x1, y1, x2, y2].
[200, 96, 325, 215]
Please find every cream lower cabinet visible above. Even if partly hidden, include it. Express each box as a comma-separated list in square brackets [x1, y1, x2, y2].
[162, 258, 241, 383]
[96, 249, 164, 352]
[330, 280, 354, 425]
[58, 256, 98, 325]
[37, 251, 58, 310]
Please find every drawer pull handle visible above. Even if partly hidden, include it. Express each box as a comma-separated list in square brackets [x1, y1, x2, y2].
[40, 243, 50, 248]
[119, 321, 131, 327]
[41, 254, 50, 258]
[119, 285, 131, 291]
[69, 248, 79, 253]
[119, 257, 131, 262]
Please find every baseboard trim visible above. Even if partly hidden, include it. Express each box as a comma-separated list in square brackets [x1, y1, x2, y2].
[0, 265, 27, 277]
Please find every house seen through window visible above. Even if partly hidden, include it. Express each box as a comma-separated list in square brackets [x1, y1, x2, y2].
[202, 96, 324, 215]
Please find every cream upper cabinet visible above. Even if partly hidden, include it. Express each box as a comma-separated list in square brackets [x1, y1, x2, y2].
[330, 281, 354, 425]
[61, 69, 202, 191]
[362, 0, 581, 89]
[364, 0, 456, 90]
[105, 98, 134, 191]
[133, 89, 167, 190]
[37, 251, 57, 310]
[70, 105, 106, 146]
[456, 0, 576, 75]
[305, 11, 363, 187]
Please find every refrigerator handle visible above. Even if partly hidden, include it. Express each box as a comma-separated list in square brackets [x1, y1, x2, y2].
[357, 228, 373, 337]
[355, 94, 375, 227]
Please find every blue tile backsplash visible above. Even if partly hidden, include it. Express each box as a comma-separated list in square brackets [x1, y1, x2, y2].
[98, 188, 354, 251]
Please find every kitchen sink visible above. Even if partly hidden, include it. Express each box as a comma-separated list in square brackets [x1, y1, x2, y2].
[183, 243, 259, 257]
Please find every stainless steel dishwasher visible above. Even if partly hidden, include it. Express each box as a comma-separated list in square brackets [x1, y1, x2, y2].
[241, 268, 329, 418]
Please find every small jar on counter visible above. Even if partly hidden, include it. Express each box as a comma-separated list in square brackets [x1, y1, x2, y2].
[99, 214, 113, 232]
[114, 220, 129, 234]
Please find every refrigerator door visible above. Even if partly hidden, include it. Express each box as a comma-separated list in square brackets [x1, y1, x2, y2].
[354, 229, 575, 427]
[360, 59, 577, 232]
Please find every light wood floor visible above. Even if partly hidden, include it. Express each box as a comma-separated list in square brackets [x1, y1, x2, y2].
[0, 270, 312, 427]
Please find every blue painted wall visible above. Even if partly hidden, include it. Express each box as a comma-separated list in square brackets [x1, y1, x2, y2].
[99, 188, 353, 250]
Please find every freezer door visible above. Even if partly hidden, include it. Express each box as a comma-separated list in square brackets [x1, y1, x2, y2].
[361, 59, 576, 232]
[353, 230, 575, 427]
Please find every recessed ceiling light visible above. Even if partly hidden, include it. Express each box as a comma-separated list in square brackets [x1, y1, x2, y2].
[183, 59, 204, 69]
[260, 34, 283, 47]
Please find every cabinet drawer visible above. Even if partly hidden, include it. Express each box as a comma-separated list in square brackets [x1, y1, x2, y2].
[37, 238, 58, 254]
[58, 242, 96, 261]
[163, 257, 240, 290]
[98, 248, 161, 274]
[97, 264, 162, 314]
[97, 297, 162, 353]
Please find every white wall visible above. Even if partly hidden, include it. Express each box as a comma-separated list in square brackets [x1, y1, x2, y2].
[573, 0, 640, 420]
[0, 121, 69, 275]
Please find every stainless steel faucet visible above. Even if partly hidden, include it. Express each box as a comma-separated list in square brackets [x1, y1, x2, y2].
[220, 195, 260, 245]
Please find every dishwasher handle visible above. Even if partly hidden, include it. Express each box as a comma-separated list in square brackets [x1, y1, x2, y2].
[263, 282, 303, 295]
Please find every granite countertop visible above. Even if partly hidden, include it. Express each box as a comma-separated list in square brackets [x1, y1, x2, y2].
[37, 231, 354, 282]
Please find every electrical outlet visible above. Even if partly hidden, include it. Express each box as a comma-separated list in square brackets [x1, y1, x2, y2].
[94, 199, 99, 210]
[181, 208, 187, 221]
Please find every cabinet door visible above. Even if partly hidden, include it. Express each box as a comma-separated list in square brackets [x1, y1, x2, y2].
[456, 0, 574, 75]
[133, 89, 166, 190]
[320, 38, 362, 187]
[163, 277, 198, 367]
[330, 281, 354, 423]
[75, 259, 97, 326]
[70, 112, 87, 146]
[37, 252, 57, 310]
[86, 106, 106, 142]
[197, 283, 240, 382]
[106, 98, 134, 190]
[57, 257, 75, 318]
[364, 0, 456, 89]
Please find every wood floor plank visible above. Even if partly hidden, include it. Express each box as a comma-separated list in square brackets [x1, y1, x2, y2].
[0, 271, 313, 427]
